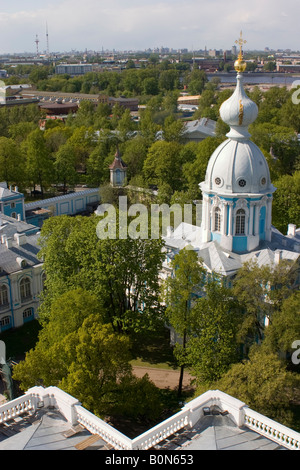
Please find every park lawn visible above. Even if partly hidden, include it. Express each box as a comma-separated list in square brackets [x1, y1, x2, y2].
[129, 326, 179, 370]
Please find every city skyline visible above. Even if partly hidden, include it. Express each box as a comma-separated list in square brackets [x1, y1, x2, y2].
[0, 0, 298, 55]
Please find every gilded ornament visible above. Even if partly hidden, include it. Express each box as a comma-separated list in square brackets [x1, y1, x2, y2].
[239, 99, 244, 126]
[234, 30, 247, 72]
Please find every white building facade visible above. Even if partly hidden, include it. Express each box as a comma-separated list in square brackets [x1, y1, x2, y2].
[0, 215, 43, 333]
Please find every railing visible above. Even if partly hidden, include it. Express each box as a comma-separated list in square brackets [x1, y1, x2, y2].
[131, 409, 190, 450]
[0, 395, 33, 424]
[244, 408, 300, 450]
[1, 387, 300, 451]
[74, 404, 132, 450]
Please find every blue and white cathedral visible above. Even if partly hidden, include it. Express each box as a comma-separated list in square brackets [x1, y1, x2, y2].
[200, 56, 275, 254]
[163, 36, 300, 282]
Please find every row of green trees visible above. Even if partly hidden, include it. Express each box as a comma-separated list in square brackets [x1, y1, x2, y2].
[0, 79, 299, 232]
[4, 63, 207, 100]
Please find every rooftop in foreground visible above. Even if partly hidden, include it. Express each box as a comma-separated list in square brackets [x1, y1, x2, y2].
[0, 386, 298, 451]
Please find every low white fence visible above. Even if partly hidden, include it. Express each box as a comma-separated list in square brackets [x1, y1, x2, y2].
[0, 394, 33, 424]
[0, 386, 299, 450]
[244, 408, 300, 450]
[132, 408, 190, 450]
[75, 404, 132, 450]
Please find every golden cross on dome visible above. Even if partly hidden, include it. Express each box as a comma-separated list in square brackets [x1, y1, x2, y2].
[235, 30, 247, 60]
[234, 31, 247, 72]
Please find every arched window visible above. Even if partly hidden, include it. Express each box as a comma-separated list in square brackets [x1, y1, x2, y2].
[214, 207, 221, 232]
[23, 308, 34, 321]
[20, 277, 31, 301]
[115, 169, 122, 185]
[0, 316, 11, 327]
[235, 209, 246, 235]
[0, 285, 8, 307]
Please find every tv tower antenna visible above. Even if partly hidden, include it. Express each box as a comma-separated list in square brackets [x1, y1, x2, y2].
[35, 34, 40, 56]
[46, 23, 50, 57]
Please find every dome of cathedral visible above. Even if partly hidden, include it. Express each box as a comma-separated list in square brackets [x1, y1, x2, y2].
[201, 72, 275, 196]
[219, 74, 258, 137]
[202, 137, 273, 194]
[199, 33, 277, 252]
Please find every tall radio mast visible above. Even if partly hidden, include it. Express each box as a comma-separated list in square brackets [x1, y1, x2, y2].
[46, 23, 50, 57]
[35, 34, 40, 56]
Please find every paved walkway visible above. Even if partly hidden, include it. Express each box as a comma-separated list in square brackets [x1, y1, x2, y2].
[132, 366, 195, 391]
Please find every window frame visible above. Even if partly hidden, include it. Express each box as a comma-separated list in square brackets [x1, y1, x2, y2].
[23, 307, 34, 319]
[20, 277, 32, 301]
[0, 285, 9, 307]
[0, 315, 11, 327]
[214, 206, 221, 232]
[235, 208, 246, 235]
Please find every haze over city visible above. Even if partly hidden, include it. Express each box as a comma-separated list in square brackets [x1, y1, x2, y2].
[0, 0, 299, 54]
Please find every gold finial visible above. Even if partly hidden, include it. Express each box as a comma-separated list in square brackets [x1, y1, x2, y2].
[234, 30, 247, 72]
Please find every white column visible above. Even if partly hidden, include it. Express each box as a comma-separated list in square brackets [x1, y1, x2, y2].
[207, 198, 212, 232]
[249, 202, 255, 236]
[254, 203, 260, 236]
[228, 203, 233, 236]
[265, 197, 272, 241]
[222, 202, 228, 235]
[202, 196, 208, 230]
[201, 195, 211, 243]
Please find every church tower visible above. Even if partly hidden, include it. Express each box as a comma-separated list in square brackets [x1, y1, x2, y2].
[109, 148, 128, 187]
[200, 32, 276, 253]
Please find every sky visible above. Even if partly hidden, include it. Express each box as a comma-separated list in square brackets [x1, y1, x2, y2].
[0, 0, 299, 54]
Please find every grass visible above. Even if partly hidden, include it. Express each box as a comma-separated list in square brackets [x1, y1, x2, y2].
[129, 326, 179, 370]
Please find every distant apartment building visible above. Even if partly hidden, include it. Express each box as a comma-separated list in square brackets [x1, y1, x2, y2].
[276, 63, 300, 73]
[55, 63, 93, 76]
[98, 94, 139, 112]
[187, 58, 221, 72]
[177, 95, 201, 106]
[208, 49, 222, 58]
[20, 90, 139, 112]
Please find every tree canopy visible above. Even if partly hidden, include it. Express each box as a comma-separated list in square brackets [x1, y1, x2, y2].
[38, 214, 165, 334]
[13, 289, 163, 420]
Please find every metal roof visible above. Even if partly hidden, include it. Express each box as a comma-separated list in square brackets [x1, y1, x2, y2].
[163, 222, 300, 277]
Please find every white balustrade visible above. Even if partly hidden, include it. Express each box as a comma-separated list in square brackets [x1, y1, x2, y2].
[74, 404, 132, 450]
[244, 408, 300, 450]
[131, 409, 190, 450]
[1, 387, 300, 451]
[0, 395, 33, 423]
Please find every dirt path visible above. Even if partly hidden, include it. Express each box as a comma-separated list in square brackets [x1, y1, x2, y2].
[132, 366, 196, 392]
